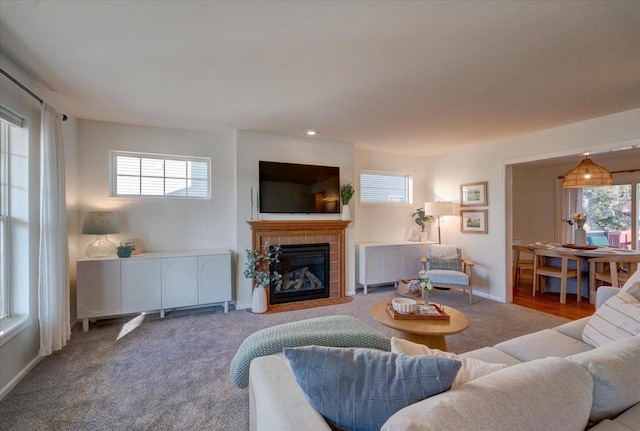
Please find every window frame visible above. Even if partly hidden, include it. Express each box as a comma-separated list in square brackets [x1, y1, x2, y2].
[0, 121, 8, 321]
[581, 179, 639, 250]
[109, 150, 211, 199]
[359, 170, 414, 205]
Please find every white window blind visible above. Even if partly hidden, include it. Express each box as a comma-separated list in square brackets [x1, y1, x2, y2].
[360, 170, 413, 204]
[110, 151, 210, 199]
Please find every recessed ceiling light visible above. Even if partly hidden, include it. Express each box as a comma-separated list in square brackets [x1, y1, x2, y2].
[306, 130, 317, 136]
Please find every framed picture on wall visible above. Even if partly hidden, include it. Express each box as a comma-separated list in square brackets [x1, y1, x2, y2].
[460, 181, 488, 207]
[460, 209, 488, 234]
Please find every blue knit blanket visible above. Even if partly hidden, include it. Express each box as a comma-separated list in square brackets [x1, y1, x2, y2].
[230, 315, 391, 388]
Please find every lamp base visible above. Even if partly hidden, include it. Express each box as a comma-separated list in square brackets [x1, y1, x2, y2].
[85, 235, 117, 258]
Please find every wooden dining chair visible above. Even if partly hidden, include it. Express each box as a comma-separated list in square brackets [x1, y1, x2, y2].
[512, 244, 534, 286]
[588, 255, 640, 304]
[533, 249, 583, 304]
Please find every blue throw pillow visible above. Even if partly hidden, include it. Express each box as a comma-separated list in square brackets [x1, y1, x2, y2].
[283, 346, 461, 431]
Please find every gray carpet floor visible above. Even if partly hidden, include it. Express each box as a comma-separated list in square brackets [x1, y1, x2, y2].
[0, 286, 569, 430]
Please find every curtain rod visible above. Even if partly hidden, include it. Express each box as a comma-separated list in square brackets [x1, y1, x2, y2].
[0, 67, 68, 121]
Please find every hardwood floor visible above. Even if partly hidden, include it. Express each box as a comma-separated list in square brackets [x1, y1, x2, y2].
[513, 270, 595, 320]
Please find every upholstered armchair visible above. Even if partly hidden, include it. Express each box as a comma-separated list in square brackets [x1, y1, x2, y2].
[423, 244, 474, 305]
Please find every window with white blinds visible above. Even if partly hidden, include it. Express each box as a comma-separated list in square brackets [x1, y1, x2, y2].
[360, 170, 413, 204]
[110, 151, 211, 198]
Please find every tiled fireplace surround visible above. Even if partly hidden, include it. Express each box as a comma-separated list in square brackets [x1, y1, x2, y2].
[247, 220, 351, 308]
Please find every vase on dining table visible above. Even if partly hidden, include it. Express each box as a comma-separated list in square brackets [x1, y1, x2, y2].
[574, 227, 587, 246]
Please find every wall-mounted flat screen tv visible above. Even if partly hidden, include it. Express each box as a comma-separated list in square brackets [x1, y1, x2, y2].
[259, 161, 340, 214]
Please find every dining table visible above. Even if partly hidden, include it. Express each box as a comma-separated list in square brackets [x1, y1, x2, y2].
[527, 242, 640, 302]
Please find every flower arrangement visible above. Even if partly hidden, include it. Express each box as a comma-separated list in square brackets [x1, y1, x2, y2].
[562, 213, 587, 229]
[243, 243, 282, 287]
[340, 183, 355, 205]
[418, 269, 432, 304]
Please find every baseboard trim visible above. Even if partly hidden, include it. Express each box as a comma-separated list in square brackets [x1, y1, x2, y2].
[0, 354, 42, 400]
[473, 290, 505, 303]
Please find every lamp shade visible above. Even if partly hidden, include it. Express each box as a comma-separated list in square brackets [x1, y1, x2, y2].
[81, 212, 119, 235]
[562, 157, 613, 188]
[424, 201, 454, 216]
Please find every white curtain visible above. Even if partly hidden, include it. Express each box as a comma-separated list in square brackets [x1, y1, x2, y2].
[38, 103, 70, 356]
[554, 179, 582, 243]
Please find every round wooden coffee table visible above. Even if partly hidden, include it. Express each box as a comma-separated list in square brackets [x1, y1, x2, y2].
[370, 301, 470, 351]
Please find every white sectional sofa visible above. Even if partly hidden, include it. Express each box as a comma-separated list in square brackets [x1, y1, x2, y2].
[249, 274, 640, 431]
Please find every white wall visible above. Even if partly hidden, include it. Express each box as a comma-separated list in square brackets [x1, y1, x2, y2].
[236, 131, 355, 308]
[354, 150, 429, 243]
[76, 120, 237, 254]
[0, 55, 78, 395]
[426, 108, 640, 302]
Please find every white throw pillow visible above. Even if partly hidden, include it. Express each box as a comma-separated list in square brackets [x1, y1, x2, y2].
[582, 292, 640, 348]
[390, 337, 506, 389]
[620, 279, 640, 300]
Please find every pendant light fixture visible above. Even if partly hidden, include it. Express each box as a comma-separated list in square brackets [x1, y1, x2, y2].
[562, 156, 613, 188]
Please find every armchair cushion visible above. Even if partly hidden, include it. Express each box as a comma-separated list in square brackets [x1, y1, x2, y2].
[424, 269, 469, 286]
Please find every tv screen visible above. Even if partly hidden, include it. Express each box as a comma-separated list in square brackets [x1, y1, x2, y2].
[259, 161, 340, 214]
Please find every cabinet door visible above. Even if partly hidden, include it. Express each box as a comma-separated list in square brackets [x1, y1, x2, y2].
[384, 246, 404, 281]
[198, 254, 231, 304]
[162, 257, 198, 309]
[364, 247, 386, 284]
[401, 245, 423, 279]
[77, 260, 121, 319]
[121, 259, 161, 314]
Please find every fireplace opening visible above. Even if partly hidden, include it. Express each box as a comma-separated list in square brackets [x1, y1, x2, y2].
[270, 243, 330, 304]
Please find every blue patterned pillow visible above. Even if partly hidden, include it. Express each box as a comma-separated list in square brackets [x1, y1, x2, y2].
[283, 346, 461, 431]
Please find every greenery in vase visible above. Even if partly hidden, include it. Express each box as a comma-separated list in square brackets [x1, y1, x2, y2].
[117, 242, 134, 252]
[418, 270, 432, 303]
[243, 243, 282, 288]
[412, 208, 435, 232]
[340, 182, 355, 205]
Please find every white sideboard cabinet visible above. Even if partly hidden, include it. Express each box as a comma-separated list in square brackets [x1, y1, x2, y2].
[356, 241, 429, 294]
[77, 249, 232, 332]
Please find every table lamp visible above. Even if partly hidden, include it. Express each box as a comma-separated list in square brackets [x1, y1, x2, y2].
[424, 201, 454, 244]
[82, 211, 119, 257]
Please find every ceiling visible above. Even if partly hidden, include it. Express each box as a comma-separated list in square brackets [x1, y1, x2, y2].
[1, 1, 639, 156]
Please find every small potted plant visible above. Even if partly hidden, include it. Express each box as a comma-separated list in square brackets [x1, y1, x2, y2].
[412, 208, 434, 241]
[340, 182, 355, 220]
[243, 243, 282, 313]
[117, 242, 134, 258]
